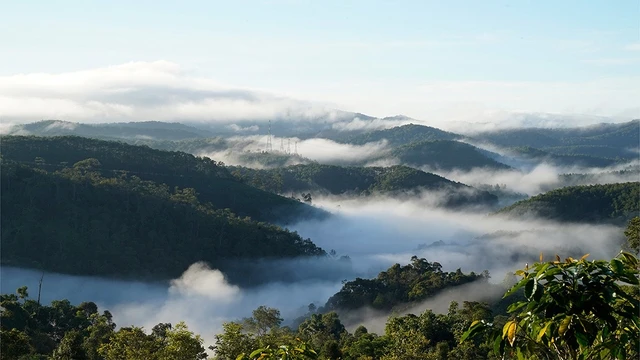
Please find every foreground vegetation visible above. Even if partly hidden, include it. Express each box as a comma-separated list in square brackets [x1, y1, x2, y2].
[3, 245, 637, 359]
[3, 217, 637, 359]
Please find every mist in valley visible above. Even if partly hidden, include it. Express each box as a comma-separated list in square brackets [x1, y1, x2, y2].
[2, 179, 626, 343]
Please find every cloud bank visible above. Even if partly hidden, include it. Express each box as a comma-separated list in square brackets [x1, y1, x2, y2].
[1, 62, 637, 133]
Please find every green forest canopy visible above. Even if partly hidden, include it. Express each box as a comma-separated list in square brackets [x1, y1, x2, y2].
[496, 182, 640, 223]
[0, 135, 324, 223]
[0, 160, 325, 282]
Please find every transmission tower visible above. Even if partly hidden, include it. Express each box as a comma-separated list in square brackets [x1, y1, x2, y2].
[287, 138, 291, 154]
[294, 141, 298, 155]
[266, 120, 273, 152]
[280, 138, 285, 152]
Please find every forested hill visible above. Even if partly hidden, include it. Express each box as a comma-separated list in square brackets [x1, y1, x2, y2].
[0, 160, 325, 282]
[0, 136, 324, 223]
[6, 120, 213, 141]
[391, 140, 511, 171]
[495, 182, 640, 223]
[472, 120, 640, 153]
[334, 123, 459, 146]
[230, 164, 498, 208]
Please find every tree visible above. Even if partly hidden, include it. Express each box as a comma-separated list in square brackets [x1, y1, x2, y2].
[0, 328, 34, 359]
[462, 251, 640, 359]
[624, 216, 640, 254]
[212, 322, 257, 360]
[243, 306, 283, 336]
[52, 330, 88, 360]
[160, 322, 207, 360]
[98, 327, 159, 360]
[237, 341, 317, 360]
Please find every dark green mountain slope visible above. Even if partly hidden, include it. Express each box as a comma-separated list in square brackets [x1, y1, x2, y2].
[338, 124, 459, 146]
[0, 136, 323, 223]
[0, 161, 325, 281]
[230, 164, 498, 208]
[496, 182, 640, 223]
[473, 120, 640, 150]
[391, 140, 511, 171]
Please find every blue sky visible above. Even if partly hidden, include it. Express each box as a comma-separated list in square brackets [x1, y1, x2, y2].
[1, 0, 639, 122]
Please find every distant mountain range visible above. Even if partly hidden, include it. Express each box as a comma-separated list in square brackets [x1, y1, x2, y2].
[4, 118, 637, 174]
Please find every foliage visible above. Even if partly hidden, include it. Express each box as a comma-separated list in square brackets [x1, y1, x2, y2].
[496, 182, 640, 223]
[1, 160, 325, 281]
[390, 140, 511, 171]
[236, 342, 318, 360]
[339, 123, 458, 146]
[624, 216, 640, 254]
[0, 135, 323, 223]
[462, 252, 640, 360]
[324, 256, 488, 311]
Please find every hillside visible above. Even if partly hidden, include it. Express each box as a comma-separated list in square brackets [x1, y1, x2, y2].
[230, 164, 498, 208]
[336, 123, 459, 146]
[7, 120, 211, 141]
[391, 140, 511, 171]
[0, 161, 325, 282]
[0, 136, 324, 223]
[473, 120, 640, 150]
[496, 182, 640, 223]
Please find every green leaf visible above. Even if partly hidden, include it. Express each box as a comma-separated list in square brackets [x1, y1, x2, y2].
[460, 321, 485, 343]
[524, 279, 537, 300]
[619, 251, 638, 267]
[610, 258, 625, 274]
[504, 281, 526, 298]
[250, 349, 266, 358]
[533, 282, 544, 302]
[575, 331, 589, 347]
[507, 301, 527, 313]
[535, 263, 551, 279]
[493, 335, 503, 355]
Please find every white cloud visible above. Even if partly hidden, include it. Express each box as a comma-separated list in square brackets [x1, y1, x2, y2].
[169, 262, 240, 301]
[1, 62, 637, 131]
[0, 61, 335, 124]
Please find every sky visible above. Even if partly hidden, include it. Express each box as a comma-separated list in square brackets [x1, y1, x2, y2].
[1, 0, 639, 124]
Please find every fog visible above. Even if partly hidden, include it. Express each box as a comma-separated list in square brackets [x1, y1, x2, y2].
[2, 188, 626, 344]
[196, 136, 391, 168]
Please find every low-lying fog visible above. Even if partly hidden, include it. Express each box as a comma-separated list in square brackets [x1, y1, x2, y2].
[1, 193, 625, 343]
